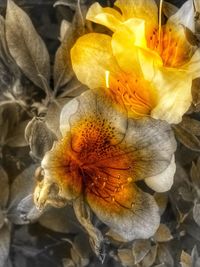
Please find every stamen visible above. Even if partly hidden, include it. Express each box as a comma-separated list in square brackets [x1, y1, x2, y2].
[127, 177, 132, 183]
[158, 0, 163, 45]
[105, 70, 110, 88]
[163, 27, 172, 66]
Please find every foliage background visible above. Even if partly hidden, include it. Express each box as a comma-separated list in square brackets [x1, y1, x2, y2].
[1, 0, 200, 267]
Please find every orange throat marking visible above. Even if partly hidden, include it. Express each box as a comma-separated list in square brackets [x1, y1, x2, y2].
[63, 116, 134, 204]
[105, 72, 157, 118]
[147, 25, 194, 68]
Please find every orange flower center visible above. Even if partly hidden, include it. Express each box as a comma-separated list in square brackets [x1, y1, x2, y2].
[105, 71, 157, 117]
[65, 116, 134, 203]
[147, 25, 194, 67]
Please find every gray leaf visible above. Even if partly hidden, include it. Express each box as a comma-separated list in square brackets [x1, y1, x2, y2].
[62, 258, 75, 267]
[0, 16, 21, 93]
[180, 251, 192, 267]
[190, 159, 200, 189]
[39, 205, 80, 233]
[73, 232, 91, 261]
[162, 1, 178, 18]
[173, 125, 200, 152]
[16, 194, 42, 224]
[73, 197, 105, 263]
[193, 201, 200, 227]
[157, 244, 174, 267]
[70, 238, 90, 267]
[6, 0, 50, 91]
[0, 223, 11, 267]
[141, 245, 158, 267]
[118, 248, 135, 267]
[25, 117, 57, 160]
[7, 164, 37, 224]
[180, 116, 200, 137]
[59, 77, 88, 98]
[154, 224, 173, 243]
[54, 0, 88, 9]
[53, 1, 85, 91]
[154, 193, 168, 216]
[6, 120, 29, 147]
[192, 78, 200, 106]
[0, 166, 9, 209]
[132, 239, 151, 264]
[0, 102, 20, 146]
[192, 246, 200, 267]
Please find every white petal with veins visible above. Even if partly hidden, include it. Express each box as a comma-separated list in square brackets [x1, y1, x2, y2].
[168, 0, 195, 31]
[145, 155, 176, 192]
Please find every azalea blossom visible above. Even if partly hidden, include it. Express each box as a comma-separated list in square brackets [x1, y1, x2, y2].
[34, 91, 176, 241]
[71, 0, 200, 124]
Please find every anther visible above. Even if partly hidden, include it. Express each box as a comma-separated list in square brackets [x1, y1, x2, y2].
[111, 197, 115, 202]
[120, 184, 124, 190]
[102, 182, 106, 189]
[127, 177, 132, 183]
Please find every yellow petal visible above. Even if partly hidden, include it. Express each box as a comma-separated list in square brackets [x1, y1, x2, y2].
[151, 69, 193, 124]
[111, 19, 147, 74]
[115, 0, 158, 33]
[138, 48, 163, 81]
[86, 2, 123, 31]
[87, 183, 160, 241]
[71, 33, 119, 89]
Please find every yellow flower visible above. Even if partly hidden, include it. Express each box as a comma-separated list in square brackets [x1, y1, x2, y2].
[34, 91, 176, 241]
[71, 0, 200, 124]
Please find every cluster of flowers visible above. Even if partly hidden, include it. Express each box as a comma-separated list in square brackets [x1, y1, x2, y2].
[34, 0, 200, 241]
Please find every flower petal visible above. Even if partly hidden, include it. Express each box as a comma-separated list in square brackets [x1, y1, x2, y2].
[168, 0, 195, 31]
[151, 69, 193, 124]
[123, 117, 176, 180]
[60, 91, 176, 184]
[60, 96, 79, 136]
[60, 90, 128, 141]
[114, 0, 158, 33]
[87, 183, 160, 241]
[111, 20, 163, 77]
[145, 155, 176, 192]
[71, 33, 119, 89]
[86, 2, 123, 31]
[111, 19, 148, 74]
[137, 48, 163, 81]
[182, 48, 200, 79]
[41, 137, 82, 201]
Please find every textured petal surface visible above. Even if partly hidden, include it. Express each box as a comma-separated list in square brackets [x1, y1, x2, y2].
[60, 90, 128, 141]
[145, 155, 176, 192]
[87, 183, 160, 241]
[71, 33, 119, 89]
[150, 69, 193, 124]
[123, 117, 176, 180]
[115, 0, 158, 33]
[86, 2, 123, 31]
[111, 19, 148, 74]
